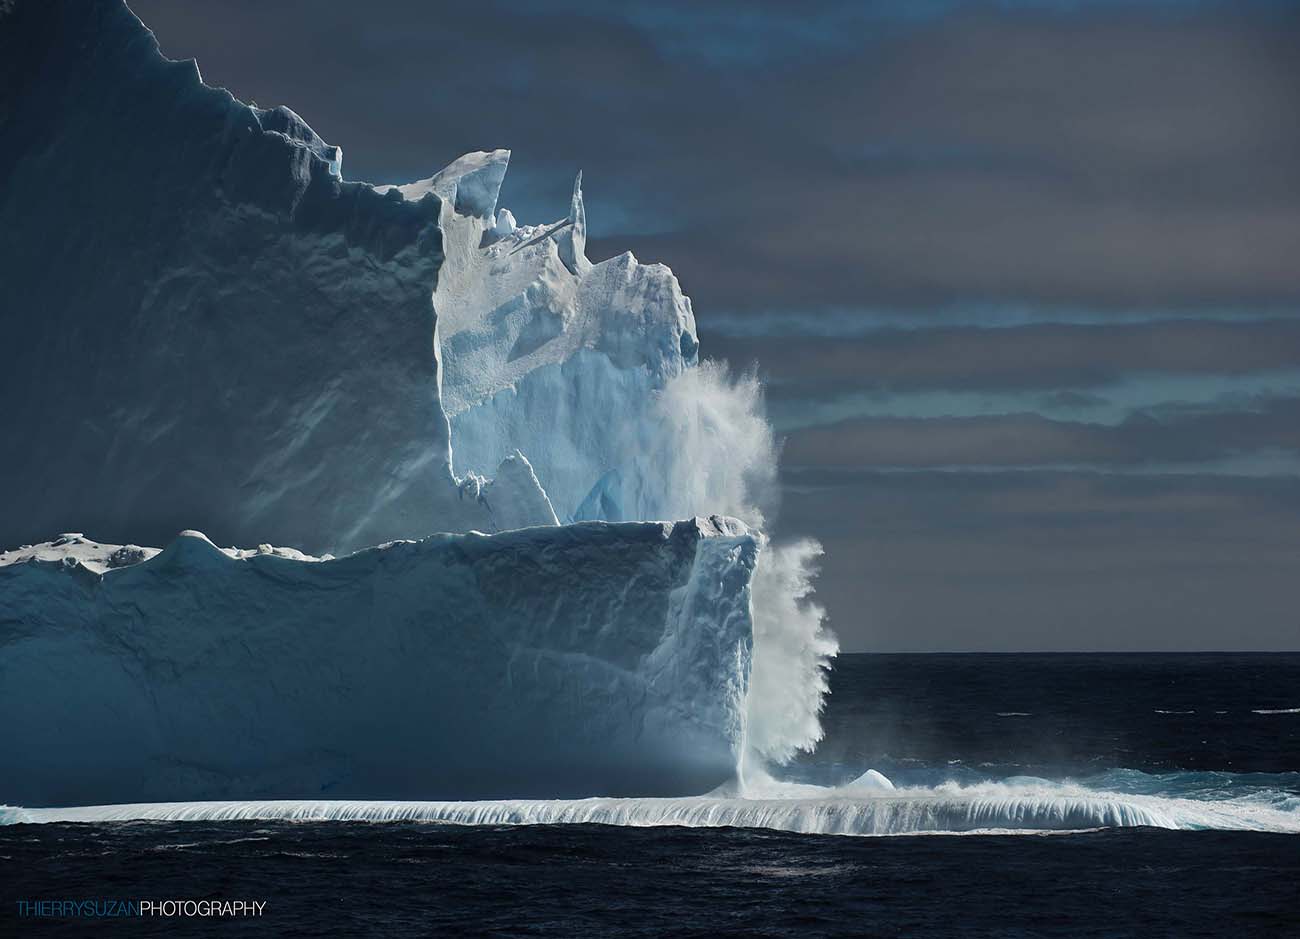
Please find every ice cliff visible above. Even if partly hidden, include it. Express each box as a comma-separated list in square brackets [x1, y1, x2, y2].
[0, 522, 758, 804]
[0, 0, 835, 804]
[422, 151, 703, 523]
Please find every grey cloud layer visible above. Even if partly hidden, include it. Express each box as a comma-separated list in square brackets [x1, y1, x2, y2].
[704, 320, 1300, 391]
[782, 398, 1300, 470]
[787, 472, 1300, 651]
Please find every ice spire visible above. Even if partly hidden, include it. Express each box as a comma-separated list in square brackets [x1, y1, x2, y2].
[556, 170, 587, 274]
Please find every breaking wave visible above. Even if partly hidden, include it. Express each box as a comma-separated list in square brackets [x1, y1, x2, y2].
[6, 770, 1297, 836]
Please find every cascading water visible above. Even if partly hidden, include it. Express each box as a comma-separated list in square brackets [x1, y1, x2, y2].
[619, 363, 838, 773]
[745, 540, 838, 767]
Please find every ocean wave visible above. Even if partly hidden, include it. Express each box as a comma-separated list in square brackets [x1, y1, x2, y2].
[5, 773, 1297, 837]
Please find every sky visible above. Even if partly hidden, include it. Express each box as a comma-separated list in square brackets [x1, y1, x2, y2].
[130, 0, 1300, 651]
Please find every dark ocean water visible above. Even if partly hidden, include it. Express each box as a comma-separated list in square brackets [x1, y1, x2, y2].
[790, 652, 1300, 784]
[4, 653, 1299, 937]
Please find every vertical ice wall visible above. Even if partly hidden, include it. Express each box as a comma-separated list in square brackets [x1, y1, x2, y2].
[0, 519, 759, 803]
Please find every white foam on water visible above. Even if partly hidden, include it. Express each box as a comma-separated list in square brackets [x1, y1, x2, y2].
[6, 775, 1297, 837]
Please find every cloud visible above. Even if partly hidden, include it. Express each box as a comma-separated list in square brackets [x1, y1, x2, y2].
[781, 470, 1300, 650]
[703, 319, 1300, 392]
[766, 376, 1300, 434]
[591, 2, 1300, 311]
[780, 397, 1300, 469]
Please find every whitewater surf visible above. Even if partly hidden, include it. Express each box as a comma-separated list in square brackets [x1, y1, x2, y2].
[7, 772, 1299, 836]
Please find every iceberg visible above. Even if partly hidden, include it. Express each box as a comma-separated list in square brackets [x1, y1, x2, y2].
[0, 0, 834, 807]
[0, 522, 757, 805]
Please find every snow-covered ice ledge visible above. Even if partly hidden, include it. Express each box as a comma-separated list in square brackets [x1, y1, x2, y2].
[0, 521, 758, 806]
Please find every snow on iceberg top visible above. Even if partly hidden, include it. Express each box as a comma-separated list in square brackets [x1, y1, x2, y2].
[0, 532, 323, 576]
[0, 516, 754, 577]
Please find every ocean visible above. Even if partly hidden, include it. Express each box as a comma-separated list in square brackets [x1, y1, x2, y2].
[4, 653, 1298, 936]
